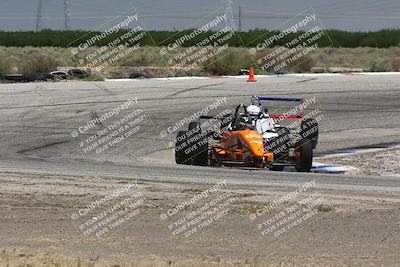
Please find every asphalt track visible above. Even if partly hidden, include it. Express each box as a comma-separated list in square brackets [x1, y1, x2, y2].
[0, 74, 400, 192]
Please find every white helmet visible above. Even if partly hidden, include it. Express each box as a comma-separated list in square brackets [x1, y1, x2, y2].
[246, 105, 261, 118]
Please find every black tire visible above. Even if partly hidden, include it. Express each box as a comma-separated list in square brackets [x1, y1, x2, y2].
[175, 131, 192, 165]
[68, 68, 89, 79]
[188, 121, 200, 159]
[295, 138, 313, 172]
[301, 118, 318, 149]
[209, 147, 219, 167]
[270, 165, 284, 171]
[188, 122, 208, 166]
[188, 121, 200, 133]
[192, 145, 208, 166]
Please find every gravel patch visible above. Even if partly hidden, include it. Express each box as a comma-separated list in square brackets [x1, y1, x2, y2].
[318, 148, 400, 176]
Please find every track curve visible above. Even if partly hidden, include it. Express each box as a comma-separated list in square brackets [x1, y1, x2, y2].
[1, 74, 400, 192]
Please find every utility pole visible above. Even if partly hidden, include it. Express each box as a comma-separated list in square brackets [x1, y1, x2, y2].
[35, 0, 43, 31]
[64, 0, 70, 30]
[238, 5, 242, 32]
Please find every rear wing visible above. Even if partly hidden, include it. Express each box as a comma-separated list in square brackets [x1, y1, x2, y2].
[255, 97, 304, 120]
[198, 114, 233, 120]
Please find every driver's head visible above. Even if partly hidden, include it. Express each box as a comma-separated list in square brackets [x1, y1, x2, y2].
[246, 105, 261, 119]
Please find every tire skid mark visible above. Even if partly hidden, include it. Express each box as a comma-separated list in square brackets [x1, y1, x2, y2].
[166, 82, 226, 98]
[296, 77, 317, 83]
[17, 140, 71, 154]
[92, 82, 116, 96]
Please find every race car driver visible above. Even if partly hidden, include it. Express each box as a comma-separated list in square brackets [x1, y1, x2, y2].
[246, 104, 279, 139]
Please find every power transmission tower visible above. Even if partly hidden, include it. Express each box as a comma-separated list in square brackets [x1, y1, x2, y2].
[238, 5, 242, 32]
[64, 0, 70, 30]
[35, 0, 43, 31]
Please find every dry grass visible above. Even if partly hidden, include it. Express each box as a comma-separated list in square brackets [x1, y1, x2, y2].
[1, 46, 400, 77]
[312, 46, 400, 71]
[0, 249, 292, 267]
[19, 53, 60, 75]
[0, 50, 11, 76]
[0, 47, 73, 78]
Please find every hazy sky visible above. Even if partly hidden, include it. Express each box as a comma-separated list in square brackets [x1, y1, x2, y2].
[0, 0, 399, 31]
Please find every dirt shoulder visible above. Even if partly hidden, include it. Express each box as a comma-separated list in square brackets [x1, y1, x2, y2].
[0, 171, 399, 266]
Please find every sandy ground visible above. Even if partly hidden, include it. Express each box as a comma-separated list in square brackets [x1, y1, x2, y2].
[0, 172, 399, 267]
[319, 148, 400, 177]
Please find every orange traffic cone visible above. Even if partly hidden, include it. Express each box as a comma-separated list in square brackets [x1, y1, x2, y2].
[247, 67, 256, 82]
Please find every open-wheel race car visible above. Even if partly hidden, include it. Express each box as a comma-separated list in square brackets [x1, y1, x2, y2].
[175, 96, 319, 172]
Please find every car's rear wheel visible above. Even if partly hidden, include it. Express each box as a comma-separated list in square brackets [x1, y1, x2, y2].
[301, 118, 319, 149]
[175, 131, 192, 165]
[295, 138, 313, 172]
[188, 122, 209, 166]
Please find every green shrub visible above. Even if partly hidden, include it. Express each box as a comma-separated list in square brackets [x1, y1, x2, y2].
[312, 66, 331, 73]
[316, 204, 334, 213]
[83, 74, 105, 81]
[257, 48, 315, 74]
[119, 46, 163, 66]
[20, 52, 60, 75]
[289, 54, 315, 73]
[368, 62, 389, 72]
[0, 80, 13, 83]
[203, 49, 253, 75]
[0, 50, 11, 76]
[2, 29, 400, 48]
[390, 57, 400, 71]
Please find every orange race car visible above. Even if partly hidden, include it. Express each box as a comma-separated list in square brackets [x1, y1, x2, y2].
[175, 97, 319, 172]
